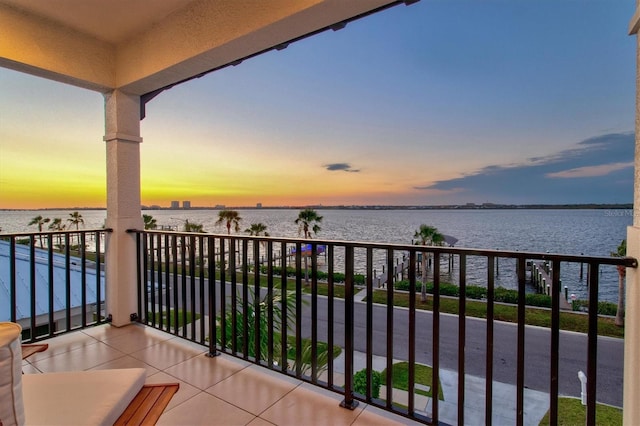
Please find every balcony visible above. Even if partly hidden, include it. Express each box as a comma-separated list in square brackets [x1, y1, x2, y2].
[3, 229, 636, 425]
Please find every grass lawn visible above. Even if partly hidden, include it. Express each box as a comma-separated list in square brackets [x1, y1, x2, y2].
[539, 397, 622, 425]
[153, 309, 200, 328]
[381, 361, 444, 401]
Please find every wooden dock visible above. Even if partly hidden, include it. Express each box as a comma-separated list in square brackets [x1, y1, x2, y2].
[373, 255, 412, 288]
[530, 261, 573, 310]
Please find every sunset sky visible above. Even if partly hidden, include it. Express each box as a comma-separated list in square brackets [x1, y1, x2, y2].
[0, 0, 636, 209]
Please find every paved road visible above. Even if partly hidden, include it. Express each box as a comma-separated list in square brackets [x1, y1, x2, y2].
[153, 278, 624, 406]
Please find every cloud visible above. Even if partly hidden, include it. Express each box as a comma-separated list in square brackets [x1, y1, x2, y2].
[324, 163, 361, 173]
[416, 132, 634, 204]
[546, 162, 634, 179]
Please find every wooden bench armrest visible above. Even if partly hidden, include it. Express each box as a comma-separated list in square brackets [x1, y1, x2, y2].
[114, 383, 179, 425]
[21, 344, 49, 360]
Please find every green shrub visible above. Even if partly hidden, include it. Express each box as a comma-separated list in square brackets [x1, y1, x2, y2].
[354, 368, 382, 398]
[494, 287, 519, 304]
[572, 300, 619, 316]
[395, 280, 411, 291]
[439, 283, 459, 297]
[598, 301, 618, 316]
[525, 293, 552, 308]
[332, 272, 346, 283]
[465, 285, 487, 300]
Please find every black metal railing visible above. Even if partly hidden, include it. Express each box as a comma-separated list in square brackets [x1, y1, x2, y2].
[133, 230, 635, 424]
[1, 229, 110, 341]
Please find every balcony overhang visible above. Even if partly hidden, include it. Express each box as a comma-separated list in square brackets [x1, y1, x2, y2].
[0, 0, 408, 98]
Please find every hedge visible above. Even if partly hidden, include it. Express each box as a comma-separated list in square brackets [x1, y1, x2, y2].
[258, 265, 365, 285]
[394, 280, 554, 309]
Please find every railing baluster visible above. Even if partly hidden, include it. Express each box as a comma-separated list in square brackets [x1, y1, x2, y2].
[207, 236, 219, 357]
[96, 231, 103, 324]
[295, 242, 302, 377]
[408, 250, 416, 415]
[199, 236, 206, 344]
[157, 234, 164, 330]
[134, 232, 142, 323]
[81, 233, 87, 328]
[280, 241, 287, 374]
[385, 248, 394, 409]
[180, 235, 187, 337]
[486, 256, 495, 426]
[149, 234, 156, 327]
[366, 247, 374, 400]
[48, 234, 55, 336]
[220, 237, 227, 350]
[587, 262, 599, 425]
[230, 238, 238, 354]
[64, 234, 71, 333]
[172, 234, 179, 336]
[30, 236, 36, 340]
[163, 234, 170, 331]
[458, 253, 467, 425]
[340, 245, 358, 410]
[550, 260, 561, 424]
[10, 237, 17, 324]
[432, 251, 441, 424]
[327, 244, 335, 388]
[516, 257, 526, 426]
[311, 243, 318, 382]
[242, 239, 249, 359]
[253, 240, 261, 363]
[190, 235, 197, 341]
[267, 240, 274, 367]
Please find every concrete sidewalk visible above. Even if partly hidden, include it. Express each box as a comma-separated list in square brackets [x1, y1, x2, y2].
[332, 350, 549, 426]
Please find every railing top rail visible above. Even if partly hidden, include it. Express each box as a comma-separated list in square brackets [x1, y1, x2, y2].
[127, 228, 637, 268]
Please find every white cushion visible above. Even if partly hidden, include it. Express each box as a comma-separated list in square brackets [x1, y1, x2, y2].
[22, 368, 145, 426]
[0, 322, 25, 426]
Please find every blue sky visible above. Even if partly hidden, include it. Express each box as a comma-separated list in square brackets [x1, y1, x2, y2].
[0, 0, 637, 208]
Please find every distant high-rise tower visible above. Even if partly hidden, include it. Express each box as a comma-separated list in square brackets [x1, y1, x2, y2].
[256, 203, 262, 209]
[183, 201, 191, 209]
[170, 201, 179, 209]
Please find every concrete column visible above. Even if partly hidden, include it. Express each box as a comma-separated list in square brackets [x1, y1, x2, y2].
[625, 3, 640, 424]
[103, 90, 143, 327]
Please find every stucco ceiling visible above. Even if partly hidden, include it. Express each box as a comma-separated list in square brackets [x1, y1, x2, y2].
[0, 0, 196, 44]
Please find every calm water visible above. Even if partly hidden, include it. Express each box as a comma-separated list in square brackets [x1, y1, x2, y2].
[0, 208, 632, 302]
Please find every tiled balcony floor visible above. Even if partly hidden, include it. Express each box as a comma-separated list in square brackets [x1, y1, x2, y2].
[22, 324, 418, 425]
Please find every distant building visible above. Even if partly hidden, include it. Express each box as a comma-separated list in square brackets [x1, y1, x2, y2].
[256, 203, 262, 209]
[215, 204, 225, 209]
[182, 201, 191, 209]
[170, 201, 179, 209]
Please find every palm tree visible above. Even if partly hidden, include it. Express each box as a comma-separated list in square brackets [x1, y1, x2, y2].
[28, 215, 50, 247]
[183, 220, 204, 233]
[216, 210, 242, 235]
[611, 239, 627, 327]
[143, 214, 157, 230]
[245, 223, 269, 237]
[295, 208, 322, 239]
[67, 211, 85, 248]
[414, 224, 445, 303]
[67, 211, 84, 230]
[48, 218, 66, 247]
[295, 209, 323, 285]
